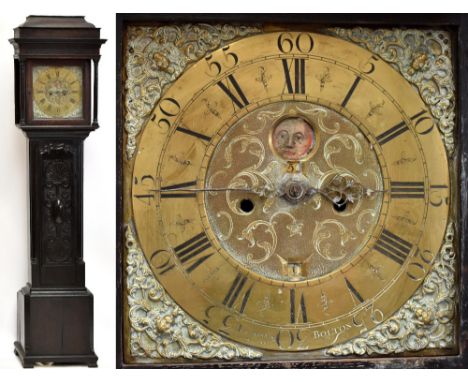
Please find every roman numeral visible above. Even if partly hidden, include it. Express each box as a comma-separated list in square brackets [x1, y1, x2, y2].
[160, 180, 197, 199]
[374, 229, 413, 265]
[173, 232, 213, 274]
[282, 58, 305, 94]
[290, 289, 308, 323]
[376, 120, 409, 145]
[134, 193, 154, 205]
[176, 126, 211, 142]
[345, 278, 364, 305]
[341, 76, 362, 107]
[390, 181, 425, 199]
[217, 74, 249, 109]
[222, 272, 253, 313]
[377, 110, 429, 145]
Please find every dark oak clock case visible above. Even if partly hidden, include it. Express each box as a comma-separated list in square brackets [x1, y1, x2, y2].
[10, 16, 105, 368]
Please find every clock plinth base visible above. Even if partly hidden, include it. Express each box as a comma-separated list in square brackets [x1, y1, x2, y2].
[14, 342, 97, 368]
[15, 284, 98, 368]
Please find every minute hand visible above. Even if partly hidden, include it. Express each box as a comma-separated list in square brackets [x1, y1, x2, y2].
[149, 187, 264, 194]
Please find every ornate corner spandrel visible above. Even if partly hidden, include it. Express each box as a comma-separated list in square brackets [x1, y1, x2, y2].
[124, 24, 262, 159]
[328, 28, 456, 157]
[125, 223, 262, 361]
[326, 222, 456, 356]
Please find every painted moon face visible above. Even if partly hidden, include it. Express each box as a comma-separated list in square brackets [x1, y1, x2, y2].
[272, 117, 315, 161]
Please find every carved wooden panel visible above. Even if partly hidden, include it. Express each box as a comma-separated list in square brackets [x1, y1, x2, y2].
[41, 143, 75, 265]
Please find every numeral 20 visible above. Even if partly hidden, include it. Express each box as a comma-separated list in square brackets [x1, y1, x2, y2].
[406, 248, 435, 281]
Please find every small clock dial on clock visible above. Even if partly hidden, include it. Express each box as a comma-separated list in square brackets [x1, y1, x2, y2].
[32, 65, 83, 119]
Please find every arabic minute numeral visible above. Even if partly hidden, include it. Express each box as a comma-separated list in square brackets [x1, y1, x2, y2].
[277, 32, 314, 54]
[150, 97, 181, 131]
[360, 55, 379, 74]
[406, 248, 435, 281]
[377, 110, 433, 145]
[205, 45, 239, 77]
[429, 184, 449, 207]
[411, 109, 434, 135]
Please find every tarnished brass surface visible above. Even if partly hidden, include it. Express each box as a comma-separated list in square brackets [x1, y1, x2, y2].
[328, 28, 455, 157]
[125, 223, 263, 360]
[32, 65, 83, 119]
[123, 24, 261, 159]
[204, 101, 383, 281]
[123, 26, 455, 360]
[326, 222, 456, 356]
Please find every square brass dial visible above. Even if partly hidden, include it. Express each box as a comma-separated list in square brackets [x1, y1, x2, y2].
[32, 65, 83, 120]
[117, 15, 468, 369]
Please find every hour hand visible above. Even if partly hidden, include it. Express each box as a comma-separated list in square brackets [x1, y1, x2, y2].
[322, 175, 386, 206]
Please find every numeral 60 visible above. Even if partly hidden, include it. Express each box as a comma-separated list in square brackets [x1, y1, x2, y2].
[277, 33, 314, 54]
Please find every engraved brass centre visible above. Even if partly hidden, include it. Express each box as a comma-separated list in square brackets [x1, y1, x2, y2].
[204, 101, 384, 281]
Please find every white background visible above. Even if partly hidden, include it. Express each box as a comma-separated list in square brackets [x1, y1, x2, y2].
[0, 0, 467, 379]
[0, 1, 115, 370]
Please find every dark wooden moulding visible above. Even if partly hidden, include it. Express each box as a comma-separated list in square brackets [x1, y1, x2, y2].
[10, 16, 106, 368]
[116, 13, 468, 368]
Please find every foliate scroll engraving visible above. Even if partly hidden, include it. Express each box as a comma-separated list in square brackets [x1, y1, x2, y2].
[41, 143, 74, 264]
[328, 28, 455, 156]
[326, 222, 456, 356]
[124, 24, 261, 159]
[205, 101, 383, 281]
[125, 223, 262, 361]
[313, 219, 356, 261]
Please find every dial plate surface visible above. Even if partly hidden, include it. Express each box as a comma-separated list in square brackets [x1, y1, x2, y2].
[32, 65, 83, 119]
[203, 100, 385, 282]
[131, 32, 450, 351]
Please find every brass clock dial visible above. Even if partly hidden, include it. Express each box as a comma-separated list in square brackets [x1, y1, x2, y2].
[130, 31, 450, 352]
[32, 65, 83, 119]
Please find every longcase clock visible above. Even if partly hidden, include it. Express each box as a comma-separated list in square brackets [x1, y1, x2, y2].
[10, 15, 106, 368]
[117, 14, 468, 368]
